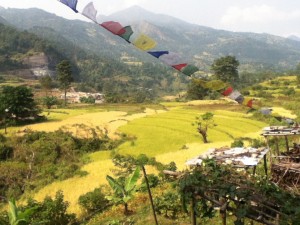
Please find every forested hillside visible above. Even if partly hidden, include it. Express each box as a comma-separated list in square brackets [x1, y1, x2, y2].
[1, 6, 300, 100]
[0, 21, 185, 98]
[1, 6, 300, 73]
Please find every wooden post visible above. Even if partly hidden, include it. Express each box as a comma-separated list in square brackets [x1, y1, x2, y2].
[284, 136, 289, 152]
[220, 197, 227, 225]
[141, 165, 159, 225]
[265, 136, 273, 166]
[252, 166, 257, 175]
[263, 154, 268, 177]
[275, 137, 280, 156]
[191, 196, 197, 225]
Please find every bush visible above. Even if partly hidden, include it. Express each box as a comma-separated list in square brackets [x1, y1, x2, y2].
[80, 96, 95, 104]
[241, 90, 250, 96]
[231, 139, 244, 148]
[26, 191, 77, 225]
[140, 174, 160, 192]
[154, 191, 182, 219]
[78, 188, 110, 214]
[0, 134, 6, 142]
[250, 138, 265, 148]
[0, 144, 13, 161]
[281, 88, 296, 96]
[0, 162, 28, 199]
[251, 85, 263, 91]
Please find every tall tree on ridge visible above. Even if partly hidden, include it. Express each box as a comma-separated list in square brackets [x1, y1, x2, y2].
[56, 60, 73, 106]
[211, 56, 240, 85]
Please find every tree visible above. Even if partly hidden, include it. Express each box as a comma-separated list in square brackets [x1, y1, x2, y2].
[39, 75, 53, 96]
[42, 96, 58, 110]
[0, 86, 40, 121]
[211, 56, 240, 85]
[106, 166, 140, 215]
[186, 78, 210, 100]
[56, 60, 73, 106]
[193, 112, 215, 143]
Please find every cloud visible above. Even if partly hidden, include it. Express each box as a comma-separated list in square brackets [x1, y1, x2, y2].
[219, 4, 300, 36]
[94, 0, 147, 15]
[221, 5, 300, 25]
[124, 0, 147, 7]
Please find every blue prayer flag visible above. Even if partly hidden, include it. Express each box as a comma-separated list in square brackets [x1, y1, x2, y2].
[148, 51, 169, 58]
[58, 0, 78, 13]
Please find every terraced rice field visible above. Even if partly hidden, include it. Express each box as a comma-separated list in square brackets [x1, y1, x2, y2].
[24, 103, 269, 215]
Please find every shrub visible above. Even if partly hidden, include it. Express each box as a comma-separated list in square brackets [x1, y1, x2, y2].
[80, 96, 95, 104]
[154, 191, 182, 219]
[26, 191, 77, 225]
[281, 88, 296, 96]
[241, 90, 250, 96]
[250, 138, 265, 148]
[231, 139, 244, 148]
[0, 162, 28, 199]
[140, 174, 160, 192]
[78, 188, 110, 214]
[0, 144, 13, 161]
[0, 134, 6, 142]
[251, 85, 263, 91]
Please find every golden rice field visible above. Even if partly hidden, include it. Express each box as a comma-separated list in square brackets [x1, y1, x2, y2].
[23, 102, 272, 215]
[14, 107, 165, 139]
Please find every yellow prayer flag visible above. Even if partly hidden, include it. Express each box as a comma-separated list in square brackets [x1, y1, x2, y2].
[242, 97, 253, 107]
[204, 80, 227, 91]
[133, 34, 157, 51]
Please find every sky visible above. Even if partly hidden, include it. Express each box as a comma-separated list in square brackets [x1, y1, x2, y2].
[0, 0, 300, 37]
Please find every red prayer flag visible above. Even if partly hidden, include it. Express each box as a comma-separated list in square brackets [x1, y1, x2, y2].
[172, 64, 188, 71]
[246, 99, 253, 108]
[101, 21, 126, 35]
[222, 87, 233, 96]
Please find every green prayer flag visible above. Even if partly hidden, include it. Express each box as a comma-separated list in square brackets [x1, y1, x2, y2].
[119, 26, 133, 43]
[181, 65, 199, 76]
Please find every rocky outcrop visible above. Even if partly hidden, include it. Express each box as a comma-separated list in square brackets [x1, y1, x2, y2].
[23, 52, 48, 67]
[22, 52, 54, 78]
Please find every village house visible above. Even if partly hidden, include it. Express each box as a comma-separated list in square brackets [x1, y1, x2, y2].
[60, 89, 105, 104]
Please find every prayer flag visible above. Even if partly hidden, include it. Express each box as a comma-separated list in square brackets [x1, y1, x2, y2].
[82, 2, 97, 23]
[260, 108, 272, 115]
[172, 64, 188, 71]
[159, 52, 182, 66]
[133, 34, 157, 51]
[119, 26, 133, 43]
[58, 0, 78, 13]
[148, 51, 169, 58]
[235, 95, 244, 104]
[228, 90, 241, 101]
[222, 86, 233, 96]
[242, 97, 253, 108]
[204, 80, 227, 91]
[181, 65, 199, 76]
[101, 21, 126, 35]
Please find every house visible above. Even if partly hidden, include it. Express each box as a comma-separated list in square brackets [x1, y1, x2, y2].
[60, 90, 105, 103]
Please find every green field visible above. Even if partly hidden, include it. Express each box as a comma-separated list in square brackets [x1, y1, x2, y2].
[24, 102, 268, 215]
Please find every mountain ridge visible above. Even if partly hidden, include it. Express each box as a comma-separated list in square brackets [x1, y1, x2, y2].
[1, 6, 300, 72]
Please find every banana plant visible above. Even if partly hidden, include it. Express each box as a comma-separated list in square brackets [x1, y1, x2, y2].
[106, 166, 140, 215]
[8, 199, 37, 225]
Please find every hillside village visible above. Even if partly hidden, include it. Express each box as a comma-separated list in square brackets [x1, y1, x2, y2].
[60, 88, 105, 104]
